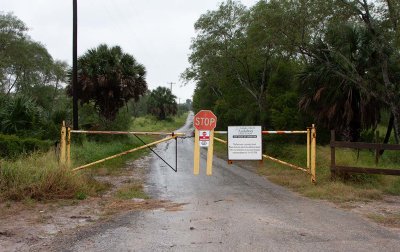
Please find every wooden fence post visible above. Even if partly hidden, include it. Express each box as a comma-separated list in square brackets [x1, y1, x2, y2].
[330, 130, 336, 180]
[375, 130, 380, 165]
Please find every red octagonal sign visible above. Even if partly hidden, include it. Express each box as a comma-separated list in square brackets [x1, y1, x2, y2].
[194, 110, 217, 131]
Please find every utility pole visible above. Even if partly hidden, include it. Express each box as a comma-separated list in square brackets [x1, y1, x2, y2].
[72, 0, 78, 130]
[168, 82, 175, 92]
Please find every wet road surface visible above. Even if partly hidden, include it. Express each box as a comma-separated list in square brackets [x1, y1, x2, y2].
[66, 112, 400, 251]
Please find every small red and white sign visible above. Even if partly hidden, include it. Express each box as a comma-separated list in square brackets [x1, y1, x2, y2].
[199, 130, 210, 147]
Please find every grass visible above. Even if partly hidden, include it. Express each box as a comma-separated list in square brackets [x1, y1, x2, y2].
[367, 212, 400, 227]
[71, 139, 148, 176]
[0, 151, 102, 201]
[115, 183, 149, 200]
[0, 112, 188, 202]
[214, 135, 400, 203]
[130, 113, 188, 132]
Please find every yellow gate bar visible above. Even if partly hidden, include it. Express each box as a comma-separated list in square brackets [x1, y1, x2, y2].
[70, 130, 185, 136]
[214, 137, 227, 144]
[72, 136, 176, 172]
[214, 127, 315, 183]
[262, 154, 310, 174]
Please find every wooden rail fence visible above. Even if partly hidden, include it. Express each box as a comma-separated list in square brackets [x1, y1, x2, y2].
[330, 130, 400, 178]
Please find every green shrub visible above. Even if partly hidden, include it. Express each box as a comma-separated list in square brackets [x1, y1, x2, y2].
[78, 103, 133, 142]
[0, 134, 52, 159]
[0, 95, 42, 136]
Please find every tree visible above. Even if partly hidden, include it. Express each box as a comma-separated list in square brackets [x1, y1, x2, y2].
[335, 0, 400, 142]
[0, 13, 65, 95]
[147, 87, 177, 120]
[183, 0, 276, 125]
[67, 44, 147, 121]
[184, 1, 306, 129]
[298, 23, 382, 141]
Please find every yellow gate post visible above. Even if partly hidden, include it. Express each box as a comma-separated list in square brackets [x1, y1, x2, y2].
[311, 124, 317, 183]
[206, 130, 214, 175]
[193, 129, 200, 175]
[60, 121, 66, 165]
[307, 128, 311, 170]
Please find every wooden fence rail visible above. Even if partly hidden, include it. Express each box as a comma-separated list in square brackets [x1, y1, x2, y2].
[330, 130, 400, 178]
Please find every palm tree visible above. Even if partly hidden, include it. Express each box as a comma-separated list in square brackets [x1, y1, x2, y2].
[298, 24, 382, 141]
[67, 44, 147, 121]
[147, 87, 177, 120]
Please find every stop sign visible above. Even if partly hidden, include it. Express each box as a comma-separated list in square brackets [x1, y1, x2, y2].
[193, 110, 217, 130]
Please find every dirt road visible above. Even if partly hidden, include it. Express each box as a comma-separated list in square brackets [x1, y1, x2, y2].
[52, 112, 400, 251]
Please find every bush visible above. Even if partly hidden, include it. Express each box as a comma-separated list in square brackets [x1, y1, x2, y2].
[0, 134, 52, 159]
[79, 103, 133, 142]
[0, 95, 42, 136]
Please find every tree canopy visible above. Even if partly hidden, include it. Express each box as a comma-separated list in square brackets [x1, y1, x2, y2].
[0, 13, 70, 140]
[67, 44, 148, 121]
[0, 12, 68, 96]
[184, 0, 400, 142]
[147, 87, 177, 120]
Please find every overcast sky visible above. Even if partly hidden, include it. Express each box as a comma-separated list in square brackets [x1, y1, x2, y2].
[2, 0, 258, 102]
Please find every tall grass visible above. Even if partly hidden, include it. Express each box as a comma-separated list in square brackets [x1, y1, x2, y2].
[0, 152, 98, 201]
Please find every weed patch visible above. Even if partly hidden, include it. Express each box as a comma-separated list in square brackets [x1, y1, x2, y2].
[115, 183, 149, 200]
[367, 213, 400, 228]
[0, 152, 101, 201]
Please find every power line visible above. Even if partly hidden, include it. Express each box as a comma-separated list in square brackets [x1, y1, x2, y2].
[168, 82, 175, 92]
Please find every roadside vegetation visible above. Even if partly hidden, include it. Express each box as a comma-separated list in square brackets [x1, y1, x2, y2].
[260, 144, 400, 203]
[0, 112, 188, 201]
[187, 0, 400, 205]
[214, 131, 400, 203]
[0, 12, 191, 202]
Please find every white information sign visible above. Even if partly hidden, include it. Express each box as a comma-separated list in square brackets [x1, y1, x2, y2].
[228, 126, 262, 160]
[199, 130, 210, 148]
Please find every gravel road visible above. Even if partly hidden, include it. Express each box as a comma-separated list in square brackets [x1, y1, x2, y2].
[58, 112, 400, 252]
